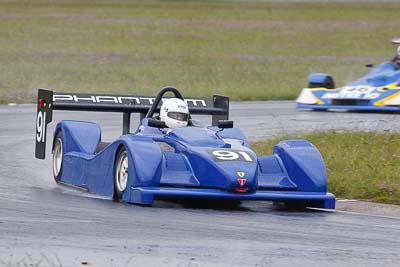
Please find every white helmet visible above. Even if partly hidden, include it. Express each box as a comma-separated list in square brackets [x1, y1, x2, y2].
[160, 98, 189, 128]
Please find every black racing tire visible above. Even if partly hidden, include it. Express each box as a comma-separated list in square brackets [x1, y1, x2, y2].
[114, 147, 129, 202]
[52, 131, 64, 184]
[284, 202, 308, 211]
[273, 201, 307, 211]
[308, 76, 335, 89]
[182, 199, 242, 209]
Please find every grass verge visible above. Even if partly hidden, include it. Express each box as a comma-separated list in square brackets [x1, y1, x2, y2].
[252, 132, 400, 205]
[1, 1, 400, 103]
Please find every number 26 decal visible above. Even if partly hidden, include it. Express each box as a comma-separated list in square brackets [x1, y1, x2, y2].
[210, 150, 254, 162]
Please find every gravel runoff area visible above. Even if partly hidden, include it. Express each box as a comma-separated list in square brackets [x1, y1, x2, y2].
[336, 199, 400, 218]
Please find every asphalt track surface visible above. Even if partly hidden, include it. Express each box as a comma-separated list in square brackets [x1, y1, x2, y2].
[1, 103, 400, 267]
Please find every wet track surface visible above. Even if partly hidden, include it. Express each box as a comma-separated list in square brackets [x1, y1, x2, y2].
[1, 103, 400, 266]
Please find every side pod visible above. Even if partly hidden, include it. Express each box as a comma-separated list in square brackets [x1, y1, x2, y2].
[274, 140, 327, 193]
[54, 121, 101, 155]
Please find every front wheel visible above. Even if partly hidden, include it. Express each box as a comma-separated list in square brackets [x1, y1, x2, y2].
[114, 147, 129, 201]
[273, 201, 307, 211]
[283, 202, 307, 211]
[53, 131, 64, 183]
[312, 108, 328, 112]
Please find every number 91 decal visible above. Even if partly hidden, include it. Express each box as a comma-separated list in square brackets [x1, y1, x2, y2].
[36, 111, 46, 143]
[209, 150, 255, 162]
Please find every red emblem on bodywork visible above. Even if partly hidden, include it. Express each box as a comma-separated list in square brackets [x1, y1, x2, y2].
[237, 178, 247, 186]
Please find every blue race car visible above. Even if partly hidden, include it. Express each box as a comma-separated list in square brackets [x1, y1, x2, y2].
[35, 87, 335, 209]
[296, 59, 400, 112]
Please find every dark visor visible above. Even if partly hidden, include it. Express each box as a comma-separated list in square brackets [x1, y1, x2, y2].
[168, 112, 188, 121]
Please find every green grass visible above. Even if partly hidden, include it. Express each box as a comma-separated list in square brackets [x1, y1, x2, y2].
[1, 1, 400, 103]
[252, 132, 400, 205]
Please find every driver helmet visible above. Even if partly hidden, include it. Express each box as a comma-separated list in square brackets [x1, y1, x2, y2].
[160, 98, 189, 128]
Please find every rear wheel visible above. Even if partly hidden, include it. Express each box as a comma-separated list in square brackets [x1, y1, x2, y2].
[53, 131, 64, 183]
[114, 147, 129, 201]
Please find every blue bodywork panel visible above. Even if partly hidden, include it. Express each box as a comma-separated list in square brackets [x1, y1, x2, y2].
[297, 62, 400, 111]
[53, 118, 335, 209]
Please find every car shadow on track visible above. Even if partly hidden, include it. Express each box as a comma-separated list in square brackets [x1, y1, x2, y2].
[152, 199, 332, 215]
[46, 186, 332, 217]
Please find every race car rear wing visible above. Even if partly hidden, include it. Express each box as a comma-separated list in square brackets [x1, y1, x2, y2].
[35, 88, 229, 159]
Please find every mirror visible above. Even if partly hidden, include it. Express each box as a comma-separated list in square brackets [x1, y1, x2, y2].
[148, 119, 166, 128]
[218, 120, 233, 129]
